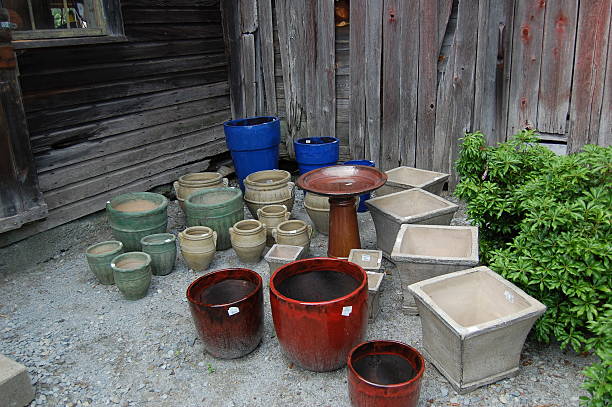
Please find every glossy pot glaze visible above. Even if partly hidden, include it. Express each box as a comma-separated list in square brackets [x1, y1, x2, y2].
[85, 240, 124, 285]
[187, 268, 264, 359]
[348, 341, 426, 407]
[140, 233, 177, 276]
[178, 226, 217, 271]
[173, 172, 229, 209]
[257, 204, 290, 246]
[272, 220, 313, 254]
[111, 252, 152, 300]
[269, 258, 368, 372]
[243, 170, 295, 217]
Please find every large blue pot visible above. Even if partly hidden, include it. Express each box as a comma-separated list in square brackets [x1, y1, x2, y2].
[224, 116, 281, 190]
[343, 160, 376, 212]
[294, 137, 339, 175]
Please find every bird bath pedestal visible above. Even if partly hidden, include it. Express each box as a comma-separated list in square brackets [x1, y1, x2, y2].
[297, 165, 387, 258]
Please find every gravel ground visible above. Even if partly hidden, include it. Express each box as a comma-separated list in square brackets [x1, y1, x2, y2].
[0, 188, 595, 407]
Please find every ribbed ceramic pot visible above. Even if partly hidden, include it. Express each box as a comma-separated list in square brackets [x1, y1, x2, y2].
[257, 204, 290, 246]
[229, 220, 267, 263]
[140, 233, 177, 276]
[184, 187, 244, 250]
[348, 341, 426, 407]
[173, 172, 229, 210]
[178, 226, 217, 272]
[187, 268, 264, 359]
[272, 220, 313, 254]
[269, 258, 369, 372]
[111, 252, 152, 300]
[243, 170, 295, 217]
[85, 240, 124, 285]
[304, 192, 358, 235]
[106, 192, 168, 251]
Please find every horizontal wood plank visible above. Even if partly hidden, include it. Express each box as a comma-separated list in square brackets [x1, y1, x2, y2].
[125, 24, 223, 41]
[122, 9, 220, 24]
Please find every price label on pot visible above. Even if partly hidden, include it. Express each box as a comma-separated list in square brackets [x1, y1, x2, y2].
[228, 306, 240, 316]
[341, 306, 352, 316]
[361, 254, 371, 262]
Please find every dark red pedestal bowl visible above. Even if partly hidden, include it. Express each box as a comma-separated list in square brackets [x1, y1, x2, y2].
[348, 340, 426, 407]
[269, 258, 369, 372]
[186, 268, 263, 359]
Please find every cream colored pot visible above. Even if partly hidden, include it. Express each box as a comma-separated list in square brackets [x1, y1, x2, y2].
[243, 170, 295, 217]
[178, 226, 217, 271]
[304, 192, 358, 235]
[229, 219, 267, 263]
[173, 172, 229, 210]
[257, 204, 291, 246]
[272, 219, 314, 254]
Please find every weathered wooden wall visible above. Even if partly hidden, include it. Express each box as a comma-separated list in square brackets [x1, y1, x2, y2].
[1, 0, 231, 245]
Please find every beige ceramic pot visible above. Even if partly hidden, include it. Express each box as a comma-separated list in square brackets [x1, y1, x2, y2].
[272, 219, 314, 254]
[257, 204, 291, 246]
[173, 172, 229, 210]
[178, 226, 217, 271]
[243, 170, 295, 217]
[304, 192, 357, 235]
[229, 219, 267, 263]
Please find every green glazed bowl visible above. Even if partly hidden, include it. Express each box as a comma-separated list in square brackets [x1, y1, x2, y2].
[140, 233, 177, 276]
[111, 252, 152, 300]
[85, 240, 124, 285]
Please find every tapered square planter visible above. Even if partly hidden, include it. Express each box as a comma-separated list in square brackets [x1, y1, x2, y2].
[366, 271, 384, 322]
[408, 267, 546, 394]
[264, 244, 305, 275]
[365, 188, 459, 256]
[377, 166, 449, 196]
[348, 249, 383, 271]
[391, 224, 479, 314]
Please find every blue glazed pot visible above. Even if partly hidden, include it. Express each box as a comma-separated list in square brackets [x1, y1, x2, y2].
[343, 160, 376, 212]
[224, 116, 281, 190]
[294, 137, 339, 175]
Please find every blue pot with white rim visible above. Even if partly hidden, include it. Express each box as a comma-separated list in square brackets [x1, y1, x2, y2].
[294, 137, 340, 175]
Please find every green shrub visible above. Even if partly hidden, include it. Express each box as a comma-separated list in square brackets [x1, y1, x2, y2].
[455, 131, 611, 406]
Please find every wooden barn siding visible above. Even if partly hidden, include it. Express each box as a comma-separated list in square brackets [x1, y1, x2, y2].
[1, 0, 231, 245]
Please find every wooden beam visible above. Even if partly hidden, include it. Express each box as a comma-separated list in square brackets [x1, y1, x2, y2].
[349, 0, 366, 159]
[399, 0, 419, 167]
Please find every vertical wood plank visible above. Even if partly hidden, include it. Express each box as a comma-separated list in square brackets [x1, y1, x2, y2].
[257, 0, 277, 115]
[597, 27, 612, 147]
[364, 0, 383, 162]
[240, 0, 258, 33]
[349, 0, 366, 159]
[536, 0, 578, 134]
[241, 33, 257, 117]
[433, 31, 457, 174]
[317, 0, 336, 140]
[568, 0, 611, 152]
[437, 0, 453, 55]
[220, 0, 244, 117]
[303, 0, 319, 139]
[506, 0, 546, 138]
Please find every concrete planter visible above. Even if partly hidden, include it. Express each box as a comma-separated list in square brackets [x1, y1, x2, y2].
[377, 166, 449, 196]
[408, 266, 546, 393]
[366, 272, 384, 322]
[264, 244, 305, 276]
[348, 249, 383, 271]
[365, 188, 458, 256]
[391, 225, 479, 314]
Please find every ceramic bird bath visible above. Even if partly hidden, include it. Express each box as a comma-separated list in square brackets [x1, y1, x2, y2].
[296, 165, 387, 258]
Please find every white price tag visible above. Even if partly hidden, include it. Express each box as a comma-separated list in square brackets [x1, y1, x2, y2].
[341, 306, 352, 316]
[361, 254, 371, 262]
[228, 306, 240, 316]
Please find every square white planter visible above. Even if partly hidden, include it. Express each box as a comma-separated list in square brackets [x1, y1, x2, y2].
[408, 266, 546, 393]
[391, 224, 479, 314]
[365, 188, 459, 256]
[264, 244, 305, 276]
[366, 271, 384, 322]
[377, 166, 449, 196]
[348, 249, 383, 271]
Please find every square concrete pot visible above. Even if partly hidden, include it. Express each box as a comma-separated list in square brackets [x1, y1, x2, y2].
[408, 266, 546, 394]
[365, 188, 459, 257]
[391, 224, 479, 314]
[377, 166, 449, 196]
[348, 249, 383, 271]
[264, 244, 305, 276]
[366, 271, 384, 322]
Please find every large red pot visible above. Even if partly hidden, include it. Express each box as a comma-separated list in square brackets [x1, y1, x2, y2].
[186, 268, 263, 359]
[269, 257, 368, 371]
[348, 340, 425, 407]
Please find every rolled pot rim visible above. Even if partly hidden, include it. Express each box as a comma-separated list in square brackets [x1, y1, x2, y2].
[106, 192, 168, 216]
[178, 172, 222, 184]
[276, 219, 308, 234]
[294, 136, 339, 145]
[186, 268, 263, 308]
[259, 204, 288, 215]
[111, 252, 152, 272]
[185, 187, 242, 208]
[140, 233, 176, 246]
[181, 226, 215, 239]
[86, 240, 123, 257]
[244, 169, 291, 187]
[224, 116, 279, 127]
[347, 340, 426, 389]
[233, 219, 264, 233]
[269, 257, 367, 306]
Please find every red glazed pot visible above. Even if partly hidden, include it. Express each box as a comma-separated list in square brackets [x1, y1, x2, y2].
[269, 257, 368, 372]
[348, 340, 426, 407]
[186, 268, 263, 359]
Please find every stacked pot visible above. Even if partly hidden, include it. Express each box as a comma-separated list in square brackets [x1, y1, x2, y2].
[173, 172, 229, 210]
[243, 169, 295, 217]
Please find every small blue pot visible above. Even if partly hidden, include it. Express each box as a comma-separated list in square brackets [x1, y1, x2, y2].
[294, 137, 339, 175]
[224, 116, 281, 190]
[343, 160, 376, 212]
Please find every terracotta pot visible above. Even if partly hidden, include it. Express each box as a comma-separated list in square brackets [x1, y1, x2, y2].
[257, 204, 290, 246]
[272, 220, 313, 254]
[173, 172, 229, 210]
[269, 258, 369, 372]
[140, 233, 177, 276]
[348, 340, 426, 407]
[85, 240, 124, 285]
[304, 192, 358, 235]
[178, 226, 217, 271]
[243, 169, 295, 217]
[186, 268, 264, 359]
[111, 252, 152, 300]
[229, 220, 267, 263]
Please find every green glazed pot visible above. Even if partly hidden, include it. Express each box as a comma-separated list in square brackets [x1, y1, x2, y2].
[184, 187, 244, 250]
[85, 240, 124, 285]
[106, 192, 169, 251]
[111, 252, 152, 300]
[140, 233, 177, 276]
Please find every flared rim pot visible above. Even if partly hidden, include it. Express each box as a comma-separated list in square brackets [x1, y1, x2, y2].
[347, 340, 426, 407]
[244, 169, 291, 189]
[186, 268, 264, 359]
[106, 192, 168, 218]
[140, 233, 176, 251]
[185, 187, 243, 210]
[269, 258, 369, 372]
[223, 116, 281, 150]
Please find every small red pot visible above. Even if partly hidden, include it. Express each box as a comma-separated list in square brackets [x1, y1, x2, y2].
[186, 268, 263, 359]
[269, 257, 368, 372]
[348, 340, 426, 407]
